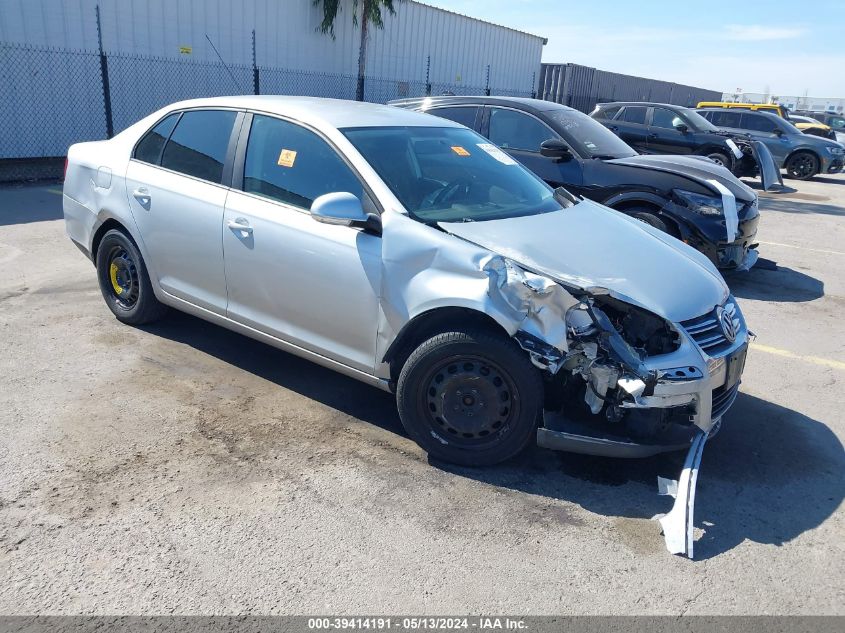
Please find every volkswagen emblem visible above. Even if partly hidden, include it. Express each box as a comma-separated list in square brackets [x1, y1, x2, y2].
[716, 306, 737, 343]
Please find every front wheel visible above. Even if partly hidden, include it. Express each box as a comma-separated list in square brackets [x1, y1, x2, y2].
[785, 151, 819, 180]
[705, 151, 732, 168]
[96, 229, 167, 325]
[396, 328, 543, 467]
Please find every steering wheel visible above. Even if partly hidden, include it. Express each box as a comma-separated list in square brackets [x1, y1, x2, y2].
[427, 177, 473, 208]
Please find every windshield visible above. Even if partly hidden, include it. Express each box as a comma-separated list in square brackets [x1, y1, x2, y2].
[544, 108, 637, 159]
[827, 116, 845, 129]
[680, 108, 720, 132]
[342, 126, 563, 223]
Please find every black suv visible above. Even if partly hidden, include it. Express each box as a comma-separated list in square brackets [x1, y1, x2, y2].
[389, 96, 762, 271]
[591, 102, 752, 170]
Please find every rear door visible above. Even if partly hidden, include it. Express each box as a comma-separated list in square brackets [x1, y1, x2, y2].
[482, 106, 583, 187]
[125, 108, 240, 313]
[646, 107, 697, 154]
[608, 106, 649, 152]
[222, 113, 381, 372]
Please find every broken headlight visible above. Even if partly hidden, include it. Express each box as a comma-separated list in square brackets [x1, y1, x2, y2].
[673, 189, 723, 216]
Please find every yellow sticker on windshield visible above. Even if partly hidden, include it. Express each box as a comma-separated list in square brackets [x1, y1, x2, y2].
[277, 149, 297, 167]
[451, 146, 470, 157]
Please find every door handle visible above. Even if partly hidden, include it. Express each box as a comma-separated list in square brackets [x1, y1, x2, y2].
[132, 187, 151, 205]
[609, 125, 618, 131]
[227, 219, 253, 236]
[648, 133, 659, 139]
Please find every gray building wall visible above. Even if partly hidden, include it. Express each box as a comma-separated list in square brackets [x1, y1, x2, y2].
[539, 63, 721, 113]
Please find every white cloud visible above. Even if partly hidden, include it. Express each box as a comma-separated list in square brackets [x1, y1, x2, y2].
[723, 24, 808, 41]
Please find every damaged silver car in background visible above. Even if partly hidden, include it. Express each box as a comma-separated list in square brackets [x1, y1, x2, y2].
[63, 97, 750, 558]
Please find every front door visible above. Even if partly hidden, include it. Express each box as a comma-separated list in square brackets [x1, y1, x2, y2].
[646, 107, 697, 155]
[222, 114, 382, 372]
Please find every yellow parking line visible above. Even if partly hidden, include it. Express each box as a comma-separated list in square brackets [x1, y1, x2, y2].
[47, 188, 63, 195]
[758, 240, 845, 256]
[752, 342, 845, 371]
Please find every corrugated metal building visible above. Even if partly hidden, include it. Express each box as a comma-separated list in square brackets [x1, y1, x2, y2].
[0, 0, 545, 171]
[539, 63, 721, 113]
[0, 0, 545, 94]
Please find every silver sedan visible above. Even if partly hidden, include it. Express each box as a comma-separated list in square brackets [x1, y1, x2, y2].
[63, 96, 748, 472]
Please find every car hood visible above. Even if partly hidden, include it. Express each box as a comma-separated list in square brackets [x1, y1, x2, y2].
[606, 154, 757, 201]
[439, 199, 728, 323]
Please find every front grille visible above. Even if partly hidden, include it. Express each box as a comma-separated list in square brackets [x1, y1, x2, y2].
[680, 303, 738, 356]
[712, 382, 740, 420]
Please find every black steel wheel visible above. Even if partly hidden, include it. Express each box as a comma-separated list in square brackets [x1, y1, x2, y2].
[785, 151, 819, 180]
[96, 229, 167, 325]
[396, 328, 542, 466]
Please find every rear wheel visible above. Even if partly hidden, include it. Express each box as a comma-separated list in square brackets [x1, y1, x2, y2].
[785, 151, 819, 180]
[396, 328, 542, 467]
[96, 229, 167, 325]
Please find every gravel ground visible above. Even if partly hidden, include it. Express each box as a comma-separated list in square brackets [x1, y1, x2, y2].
[0, 175, 842, 615]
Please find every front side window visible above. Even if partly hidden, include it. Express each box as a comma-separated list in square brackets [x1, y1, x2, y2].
[598, 105, 621, 120]
[741, 114, 778, 133]
[619, 106, 647, 125]
[243, 114, 363, 209]
[651, 108, 686, 129]
[134, 113, 179, 165]
[428, 106, 479, 129]
[703, 110, 742, 128]
[343, 126, 562, 223]
[488, 108, 557, 152]
[160, 110, 236, 183]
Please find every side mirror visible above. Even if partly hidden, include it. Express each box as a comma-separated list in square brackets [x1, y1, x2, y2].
[774, 128, 784, 137]
[311, 192, 368, 226]
[675, 123, 689, 133]
[540, 138, 573, 161]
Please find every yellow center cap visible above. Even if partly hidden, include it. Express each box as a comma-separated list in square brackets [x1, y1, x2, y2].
[109, 262, 123, 295]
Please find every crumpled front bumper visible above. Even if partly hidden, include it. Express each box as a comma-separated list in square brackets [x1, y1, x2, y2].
[538, 307, 749, 458]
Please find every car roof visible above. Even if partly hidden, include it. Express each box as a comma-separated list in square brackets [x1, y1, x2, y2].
[389, 95, 574, 113]
[696, 107, 784, 121]
[161, 95, 464, 129]
[596, 102, 690, 109]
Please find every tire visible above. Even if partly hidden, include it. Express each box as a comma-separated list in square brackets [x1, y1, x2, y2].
[95, 229, 167, 325]
[785, 151, 819, 180]
[705, 151, 731, 168]
[631, 210, 669, 234]
[396, 328, 543, 467]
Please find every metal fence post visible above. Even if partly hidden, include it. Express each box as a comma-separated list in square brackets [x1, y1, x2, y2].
[95, 5, 114, 138]
[252, 29, 259, 95]
[531, 71, 536, 99]
[425, 55, 431, 96]
[485, 64, 491, 96]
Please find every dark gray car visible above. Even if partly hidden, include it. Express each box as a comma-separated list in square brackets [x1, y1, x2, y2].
[696, 108, 845, 180]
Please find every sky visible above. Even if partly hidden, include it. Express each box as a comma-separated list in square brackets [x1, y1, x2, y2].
[422, 0, 844, 97]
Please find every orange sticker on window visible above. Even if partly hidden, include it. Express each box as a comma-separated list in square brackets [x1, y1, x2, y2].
[277, 149, 297, 167]
[451, 146, 470, 157]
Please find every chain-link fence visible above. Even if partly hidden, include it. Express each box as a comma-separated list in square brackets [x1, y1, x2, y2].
[0, 41, 535, 182]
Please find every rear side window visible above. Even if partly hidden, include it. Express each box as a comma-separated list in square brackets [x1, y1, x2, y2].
[133, 113, 179, 165]
[242, 114, 363, 209]
[160, 110, 237, 183]
[741, 113, 778, 133]
[619, 106, 647, 125]
[428, 106, 479, 129]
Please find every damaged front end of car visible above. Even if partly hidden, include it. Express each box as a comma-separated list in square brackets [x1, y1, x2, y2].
[483, 256, 749, 557]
